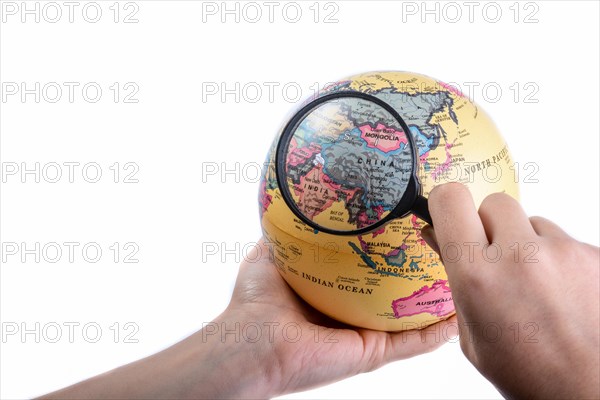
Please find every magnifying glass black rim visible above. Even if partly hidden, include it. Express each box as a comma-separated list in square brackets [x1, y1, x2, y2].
[275, 91, 421, 236]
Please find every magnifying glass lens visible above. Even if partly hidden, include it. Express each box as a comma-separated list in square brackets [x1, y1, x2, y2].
[282, 96, 415, 233]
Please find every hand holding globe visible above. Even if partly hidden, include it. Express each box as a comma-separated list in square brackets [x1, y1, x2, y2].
[259, 71, 520, 331]
[44, 183, 599, 400]
[41, 72, 599, 400]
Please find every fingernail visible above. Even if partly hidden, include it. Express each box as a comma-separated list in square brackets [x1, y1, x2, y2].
[421, 225, 440, 254]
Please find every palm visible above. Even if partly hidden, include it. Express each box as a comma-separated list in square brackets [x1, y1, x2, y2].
[225, 242, 456, 396]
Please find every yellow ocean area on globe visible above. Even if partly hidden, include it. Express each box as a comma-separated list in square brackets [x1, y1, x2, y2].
[259, 71, 519, 331]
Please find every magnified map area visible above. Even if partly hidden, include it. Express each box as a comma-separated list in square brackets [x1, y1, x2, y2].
[284, 97, 413, 232]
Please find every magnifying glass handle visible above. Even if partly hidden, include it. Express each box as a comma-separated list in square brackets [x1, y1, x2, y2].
[412, 195, 433, 226]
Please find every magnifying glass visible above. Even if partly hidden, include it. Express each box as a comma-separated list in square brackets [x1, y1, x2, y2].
[275, 91, 432, 236]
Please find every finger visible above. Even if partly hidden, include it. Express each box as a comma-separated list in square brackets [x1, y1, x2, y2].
[429, 183, 488, 247]
[478, 192, 536, 241]
[428, 183, 488, 277]
[383, 315, 459, 363]
[529, 216, 569, 238]
[232, 239, 295, 304]
[237, 239, 278, 279]
[421, 225, 440, 254]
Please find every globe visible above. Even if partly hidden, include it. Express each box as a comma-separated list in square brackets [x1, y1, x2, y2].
[258, 71, 519, 331]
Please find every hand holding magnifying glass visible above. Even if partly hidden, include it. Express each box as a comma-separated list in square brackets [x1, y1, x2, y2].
[275, 92, 432, 236]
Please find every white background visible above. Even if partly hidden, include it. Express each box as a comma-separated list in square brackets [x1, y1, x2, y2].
[1, 1, 598, 398]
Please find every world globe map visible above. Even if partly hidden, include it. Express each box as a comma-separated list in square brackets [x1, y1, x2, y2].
[259, 71, 519, 331]
[281, 96, 414, 232]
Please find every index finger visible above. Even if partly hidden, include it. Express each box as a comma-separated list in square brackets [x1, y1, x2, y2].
[428, 183, 488, 274]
